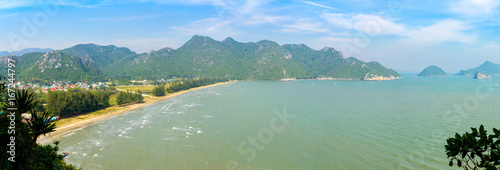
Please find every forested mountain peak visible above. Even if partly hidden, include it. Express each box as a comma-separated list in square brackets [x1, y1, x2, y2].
[222, 37, 238, 44]
[1, 35, 401, 81]
[62, 43, 136, 68]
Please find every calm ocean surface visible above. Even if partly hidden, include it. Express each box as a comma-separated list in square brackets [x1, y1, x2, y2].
[57, 74, 500, 169]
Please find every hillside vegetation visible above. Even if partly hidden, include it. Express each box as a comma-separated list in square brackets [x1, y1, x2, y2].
[0, 35, 401, 81]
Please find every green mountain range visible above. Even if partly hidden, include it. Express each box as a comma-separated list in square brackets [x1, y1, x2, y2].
[0, 35, 401, 81]
[417, 65, 447, 76]
[456, 61, 500, 76]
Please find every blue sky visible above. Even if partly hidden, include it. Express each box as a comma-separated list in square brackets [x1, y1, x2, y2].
[1, 0, 499, 73]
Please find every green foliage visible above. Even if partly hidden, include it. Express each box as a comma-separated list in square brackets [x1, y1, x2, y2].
[445, 125, 500, 169]
[2, 35, 401, 82]
[46, 90, 112, 117]
[166, 78, 229, 93]
[137, 90, 144, 102]
[152, 85, 166, 96]
[0, 79, 77, 169]
[117, 79, 131, 86]
[31, 142, 78, 170]
[19, 51, 104, 82]
[25, 110, 56, 148]
[116, 90, 143, 105]
[14, 89, 38, 114]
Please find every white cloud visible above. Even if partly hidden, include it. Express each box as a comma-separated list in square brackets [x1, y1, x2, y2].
[402, 19, 476, 44]
[450, 0, 500, 15]
[170, 17, 236, 39]
[244, 14, 290, 25]
[303, 0, 341, 10]
[316, 36, 358, 44]
[0, 13, 18, 18]
[84, 14, 160, 22]
[321, 13, 406, 35]
[321, 12, 476, 45]
[0, 0, 34, 9]
[282, 20, 331, 33]
[0, 0, 103, 9]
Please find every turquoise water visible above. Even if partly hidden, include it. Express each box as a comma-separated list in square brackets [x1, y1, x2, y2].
[57, 75, 500, 169]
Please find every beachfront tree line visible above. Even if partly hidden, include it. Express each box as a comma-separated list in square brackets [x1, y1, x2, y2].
[0, 88, 77, 169]
[152, 85, 166, 96]
[116, 90, 144, 105]
[167, 78, 229, 93]
[47, 90, 113, 117]
[151, 78, 229, 97]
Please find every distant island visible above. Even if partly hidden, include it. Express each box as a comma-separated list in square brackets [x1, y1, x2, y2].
[456, 61, 500, 76]
[0, 35, 401, 81]
[417, 65, 447, 76]
[473, 71, 491, 79]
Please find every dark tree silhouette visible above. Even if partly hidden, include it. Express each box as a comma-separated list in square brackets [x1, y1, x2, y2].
[445, 125, 500, 169]
[25, 110, 56, 148]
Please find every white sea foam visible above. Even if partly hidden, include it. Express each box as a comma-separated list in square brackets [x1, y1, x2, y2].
[162, 137, 179, 141]
[201, 115, 215, 118]
[172, 126, 190, 131]
[197, 130, 203, 134]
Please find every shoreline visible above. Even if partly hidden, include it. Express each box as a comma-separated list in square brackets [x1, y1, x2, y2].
[278, 76, 403, 81]
[38, 80, 236, 144]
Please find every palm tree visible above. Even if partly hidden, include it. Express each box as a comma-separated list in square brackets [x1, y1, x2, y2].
[14, 89, 56, 147]
[15, 89, 38, 114]
[25, 110, 56, 148]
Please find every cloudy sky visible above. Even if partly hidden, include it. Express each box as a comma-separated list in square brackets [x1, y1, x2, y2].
[1, 0, 499, 73]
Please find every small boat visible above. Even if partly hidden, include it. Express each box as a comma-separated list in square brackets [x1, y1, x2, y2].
[62, 152, 69, 158]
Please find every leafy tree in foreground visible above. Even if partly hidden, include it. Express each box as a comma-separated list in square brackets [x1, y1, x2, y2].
[0, 87, 77, 169]
[14, 89, 38, 114]
[25, 110, 56, 148]
[445, 125, 500, 169]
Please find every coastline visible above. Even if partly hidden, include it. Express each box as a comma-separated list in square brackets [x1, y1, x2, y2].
[278, 76, 402, 81]
[38, 80, 236, 144]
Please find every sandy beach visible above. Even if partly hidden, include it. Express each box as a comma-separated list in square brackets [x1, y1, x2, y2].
[38, 80, 236, 144]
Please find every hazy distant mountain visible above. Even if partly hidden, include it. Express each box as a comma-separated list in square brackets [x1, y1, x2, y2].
[0, 48, 53, 56]
[0, 35, 401, 81]
[417, 65, 447, 76]
[456, 61, 500, 76]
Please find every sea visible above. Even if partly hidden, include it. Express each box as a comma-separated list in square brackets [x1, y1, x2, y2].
[56, 74, 500, 169]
